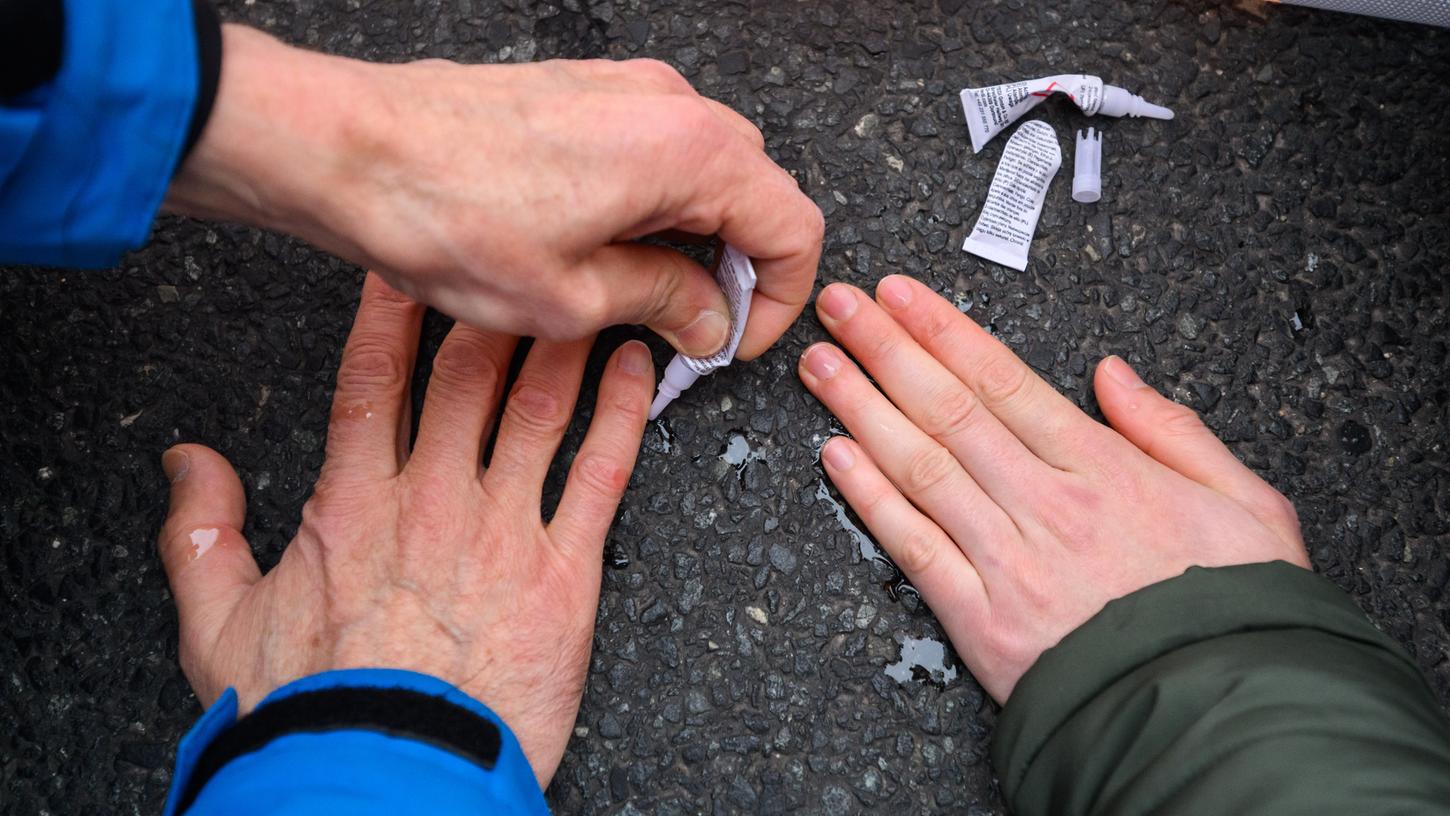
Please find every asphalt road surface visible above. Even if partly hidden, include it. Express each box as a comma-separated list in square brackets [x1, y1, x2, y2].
[2, 1, 1447, 813]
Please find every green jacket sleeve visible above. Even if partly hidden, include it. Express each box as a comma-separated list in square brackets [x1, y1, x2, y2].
[993, 561, 1450, 816]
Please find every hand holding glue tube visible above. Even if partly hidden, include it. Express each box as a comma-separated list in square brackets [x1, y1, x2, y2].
[960, 74, 1173, 153]
[650, 245, 758, 419]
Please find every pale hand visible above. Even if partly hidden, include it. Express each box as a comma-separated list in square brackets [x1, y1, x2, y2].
[800, 276, 1309, 703]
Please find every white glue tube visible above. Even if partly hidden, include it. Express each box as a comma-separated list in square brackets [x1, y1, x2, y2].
[959, 74, 1174, 153]
[962, 120, 1061, 272]
[649, 244, 757, 420]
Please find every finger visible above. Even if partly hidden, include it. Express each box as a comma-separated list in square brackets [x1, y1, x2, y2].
[798, 343, 1019, 553]
[485, 338, 593, 501]
[814, 284, 1047, 503]
[156, 445, 260, 694]
[1094, 356, 1304, 546]
[702, 97, 767, 150]
[711, 169, 823, 361]
[818, 437, 988, 627]
[325, 273, 426, 480]
[575, 243, 733, 357]
[550, 340, 653, 550]
[644, 115, 823, 361]
[874, 275, 1111, 470]
[409, 325, 518, 477]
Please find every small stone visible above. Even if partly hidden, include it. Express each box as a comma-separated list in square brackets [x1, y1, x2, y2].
[1339, 420, 1372, 455]
[769, 543, 798, 574]
[1176, 312, 1202, 340]
[746, 606, 768, 625]
[597, 712, 624, 739]
[718, 51, 749, 74]
[822, 785, 853, 815]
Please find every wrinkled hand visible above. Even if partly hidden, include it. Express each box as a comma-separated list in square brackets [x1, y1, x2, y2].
[166, 25, 823, 360]
[155, 274, 653, 785]
[799, 276, 1309, 703]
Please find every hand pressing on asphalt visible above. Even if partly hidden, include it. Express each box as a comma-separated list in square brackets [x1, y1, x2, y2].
[165, 25, 823, 361]
[154, 273, 653, 786]
[800, 276, 1310, 703]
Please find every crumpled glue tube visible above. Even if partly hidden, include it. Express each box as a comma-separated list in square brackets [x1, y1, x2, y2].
[962, 120, 1061, 272]
[649, 244, 757, 419]
[960, 74, 1173, 153]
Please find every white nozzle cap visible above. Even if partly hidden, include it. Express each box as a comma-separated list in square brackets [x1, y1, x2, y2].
[1099, 85, 1175, 120]
[1072, 127, 1103, 204]
[648, 356, 702, 420]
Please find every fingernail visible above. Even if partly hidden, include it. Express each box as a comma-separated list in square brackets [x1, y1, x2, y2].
[803, 345, 842, 380]
[1104, 356, 1148, 390]
[877, 276, 913, 310]
[161, 449, 190, 484]
[821, 439, 855, 471]
[619, 341, 651, 374]
[674, 310, 729, 356]
[817, 284, 858, 322]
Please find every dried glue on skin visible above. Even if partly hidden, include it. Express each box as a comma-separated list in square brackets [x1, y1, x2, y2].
[649, 244, 757, 419]
[960, 74, 1173, 153]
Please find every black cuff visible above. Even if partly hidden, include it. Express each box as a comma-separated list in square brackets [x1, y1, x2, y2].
[183, 0, 224, 158]
[0, 0, 65, 100]
[175, 685, 503, 814]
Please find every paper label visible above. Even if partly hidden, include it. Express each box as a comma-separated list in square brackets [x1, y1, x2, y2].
[681, 244, 757, 374]
[961, 74, 1103, 152]
[962, 120, 1062, 272]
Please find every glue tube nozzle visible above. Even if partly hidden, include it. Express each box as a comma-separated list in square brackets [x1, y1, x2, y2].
[648, 356, 703, 420]
[1099, 85, 1175, 120]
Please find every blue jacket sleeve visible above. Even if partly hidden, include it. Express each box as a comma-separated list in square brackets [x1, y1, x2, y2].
[165, 669, 551, 816]
[0, 0, 200, 267]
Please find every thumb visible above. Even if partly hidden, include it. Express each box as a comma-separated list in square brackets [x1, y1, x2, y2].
[1093, 356, 1304, 550]
[579, 243, 731, 357]
[157, 444, 261, 688]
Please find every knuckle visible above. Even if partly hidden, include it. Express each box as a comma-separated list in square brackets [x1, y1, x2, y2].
[922, 387, 980, 440]
[430, 333, 503, 391]
[506, 381, 568, 436]
[1262, 490, 1302, 532]
[738, 118, 767, 150]
[572, 451, 630, 497]
[157, 523, 197, 565]
[893, 526, 941, 575]
[1161, 402, 1206, 435]
[605, 387, 649, 422]
[902, 445, 958, 495]
[643, 260, 689, 326]
[670, 100, 733, 154]
[867, 331, 902, 362]
[629, 58, 691, 91]
[336, 340, 410, 395]
[804, 201, 827, 244]
[558, 282, 611, 336]
[975, 355, 1032, 406]
[917, 308, 954, 345]
[778, 197, 825, 261]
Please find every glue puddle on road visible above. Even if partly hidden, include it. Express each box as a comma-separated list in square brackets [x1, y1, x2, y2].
[885, 635, 960, 687]
[648, 419, 674, 454]
[719, 431, 764, 470]
[814, 478, 887, 565]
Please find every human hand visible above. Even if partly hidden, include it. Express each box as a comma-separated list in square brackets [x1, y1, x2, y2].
[165, 25, 823, 361]
[799, 276, 1309, 703]
[155, 273, 653, 785]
